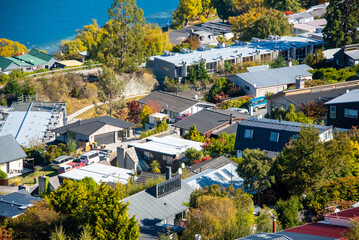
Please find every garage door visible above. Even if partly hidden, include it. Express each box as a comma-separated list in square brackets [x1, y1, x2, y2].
[94, 132, 116, 144]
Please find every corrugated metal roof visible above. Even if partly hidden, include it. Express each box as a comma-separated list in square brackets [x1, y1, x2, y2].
[0, 134, 27, 163]
[0, 191, 41, 218]
[122, 179, 193, 223]
[325, 89, 359, 105]
[229, 64, 313, 88]
[285, 223, 348, 239]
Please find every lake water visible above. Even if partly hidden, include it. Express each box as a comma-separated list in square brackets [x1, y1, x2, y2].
[0, 0, 178, 53]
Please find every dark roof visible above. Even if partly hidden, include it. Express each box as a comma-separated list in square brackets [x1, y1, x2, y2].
[325, 89, 359, 105]
[138, 91, 212, 114]
[135, 172, 164, 185]
[325, 206, 359, 219]
[0, 134, 27, 163]
[53, 116, 134, 136]
[173, 109, 249, 134]
[167, 89, 203, 100]
[234, 117, 332, 152]
[122, 178, 193, 223]
[212, 122, 239, 136]
[285, 223, 348, 239]
[188, 155, 238, 177]
[27, 49, 54, 62]
[0, 190, 41, 218]
[0, 57, 14, 71]
[268, 80, 359, 108]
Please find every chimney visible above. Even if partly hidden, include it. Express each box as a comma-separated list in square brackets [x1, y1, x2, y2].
[166, 166, 172, 180]
[117, 147, 126, 168]
[273, 216, 277, 233]
[295, 76, 305, 89]
[230, 113, 233, 125]
[38, 176, 48, 195]
[289, 57, 293, 67]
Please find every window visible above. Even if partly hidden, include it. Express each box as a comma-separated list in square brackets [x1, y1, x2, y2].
[330, 106, 336, 119]
[163, 155, 172, 164]
[144, 151, 153, 160]
[270, 132, 279, 142]
[244, 129, 253, 139]
[322, 131, 330, 140]
[292, 135, 298, 140]
[245, 86, 250, 91]
[344, 109, 358, 118]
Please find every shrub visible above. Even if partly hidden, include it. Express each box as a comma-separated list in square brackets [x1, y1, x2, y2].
[140, 121, 168, 139]
[0, 169, 7, 179]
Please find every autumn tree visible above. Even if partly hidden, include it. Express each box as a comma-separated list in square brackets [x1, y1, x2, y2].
[127, 100, 142, 123]
[232, 0, 264, 14]
[200, 0, 214, 19]
[140, 104, 152, 125]
[342, 219, 359, 240]
[182, 35, 201, 50]
[299, 100, 327, 122]
[172, 0, 203, 29]
[229, 12, 262, 39]
[237, 149, 275, 204]
[323, 0, 359, 48]
[143, 24, 172, 56]
[265, 0, 301, 12]
[59, 39, 87, 60]
[76, 19, 105, 53]
[0, 38, 27, 57]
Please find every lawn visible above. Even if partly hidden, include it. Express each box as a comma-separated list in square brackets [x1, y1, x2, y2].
[8, 165, 57, 186]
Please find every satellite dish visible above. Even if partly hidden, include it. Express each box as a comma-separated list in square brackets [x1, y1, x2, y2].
[181, 163, 185, 169]
[334, 208, 340, 213]
[178, 168, 183, 175]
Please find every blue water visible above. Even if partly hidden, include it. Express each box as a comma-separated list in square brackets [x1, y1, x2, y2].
[0, 0, 178, 53]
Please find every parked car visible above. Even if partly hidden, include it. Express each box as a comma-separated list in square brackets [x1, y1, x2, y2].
[51, 156, 75, 169]
[80, 151, 101, 165]
[176, 113, 192, 121]
[226, 107, 249, 114]
[248, 97, 267, 111]
[58, 162, 85, 174]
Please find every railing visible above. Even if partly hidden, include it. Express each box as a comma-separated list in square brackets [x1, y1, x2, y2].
[24, 63, 102, 78]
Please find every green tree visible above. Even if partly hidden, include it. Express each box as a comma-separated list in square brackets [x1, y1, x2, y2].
[284, 104, 311, 124]
[265, 0, 301, 12]
[150, 160, 161, 173]
[22, 79, 37, 96]
[95, 0, 146, 72]
[304, 49, 326, 69]
[212, 0, 236, 22]
[275, 196, 303, 229]
[256, 206, 282, 233]
[185, 147, 204, 164]
[270, 56, 286, 69]
[237, 149, 275, 204]
[66, 140, 77, 155]
[98, 66, 124, 117]
[4, 78, 21, 95]
[0, 169, 7, 179]
[172, 0, 203, 29]
[323, 0, 359, 48]
[50, 226, 68, 240]
[184, 124, 205, 142]
[198, 59, 208, 82]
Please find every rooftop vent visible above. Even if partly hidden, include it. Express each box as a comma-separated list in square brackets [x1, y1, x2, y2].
[252, 37, 262, 43]
[182, 48, 192, 54]
[217, 42, 226, 48]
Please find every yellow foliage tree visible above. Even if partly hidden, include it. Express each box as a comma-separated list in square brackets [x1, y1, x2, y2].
[0, 38, 27, 57]
[232, 0, 264, 13]
[140, 105, 152, 125]
[76, 19, 105, 50]
[59, 39, 87, 56]
[229, 12, 262, 38]
[143, 24, 172, 56]
[172, 0, 203, 29]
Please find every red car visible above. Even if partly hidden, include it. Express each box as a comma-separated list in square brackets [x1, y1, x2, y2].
[176, 113, 192, 121]
[58, 162, 85, 174]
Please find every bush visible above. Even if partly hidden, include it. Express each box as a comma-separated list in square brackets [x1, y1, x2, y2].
[140, 121, 169, 139]
[0, 169, 7, 179]
[0, 74, 10, 84]
[185, 148, 204, 165]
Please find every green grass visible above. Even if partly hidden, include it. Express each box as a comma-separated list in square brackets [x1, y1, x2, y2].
[8, 165, 57, 186]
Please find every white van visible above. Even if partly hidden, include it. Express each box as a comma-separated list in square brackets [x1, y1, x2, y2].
[80, 151, 101, 165]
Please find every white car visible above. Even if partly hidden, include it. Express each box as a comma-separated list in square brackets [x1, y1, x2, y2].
[226, 107, 249, 114]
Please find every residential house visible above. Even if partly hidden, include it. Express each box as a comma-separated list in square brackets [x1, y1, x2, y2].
[128, 135, 202, 171]
[226, 64, 313, 98]
[122, 168, 193, 239]
[150, 36, 323, 81]
[0, 101, 67, 147]
[0, 190, 41, 219]
[0, 134, 27, 177]
[0, 49, 57, 74]
[324, 89, 359, 129]
[190, 30, 217, 45]
[333, 44, 359, 67]
[293, 19, 327, 34]
[234, 116, 333, 158]
[173, 109, 249, 137]
[52, 116, 134, 145]
[185, 156, 244, 190]
[287, 11, 315, 24]
[138, 91, 215, 120]
[323, 48, 341, 66]
[266, 80, 359, 115]
[117, 146, 150, 172]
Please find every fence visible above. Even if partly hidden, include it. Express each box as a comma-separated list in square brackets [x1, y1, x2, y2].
[24, 63, 102, 78]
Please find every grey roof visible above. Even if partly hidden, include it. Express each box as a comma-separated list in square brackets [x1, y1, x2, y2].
[247, 65, 270, 72]
[345, 50, 359, 60]
[138, 91, 213, 114]
[188, 155, 238, 177]
[173, 109, 249, 134]
[212, 122, 239, 136]
[325, 89, 359, 105]
[288, 11, 314, 22]
[0, 190, 41, 218]
[323, 48, 341, 60]
[53, 116, 134, 135]
[227, 64, 313, 88]
[0, 134, 27, 163]
[122, 179, 193, 224]
[135, 172, 164, 185]
[238, 232, 338, 240]
[167, 89, 203, 100]
[267, 80, 359, 107]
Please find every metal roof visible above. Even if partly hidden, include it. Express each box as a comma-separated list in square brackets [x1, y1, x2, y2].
[188, 155, 238, 177]
[122, 179, 193, 223]
[53, 116, 134, 136]
[58, 163, 133, 184]
[345, 50, 359, 60]
[173, 109, 249, 134]
[285, 223, 348, 239]
[227, 64, 313, 88]
[0, 134, 27, 163]
[325, 89, 359, 105]
[0, 190, 41, 218]
[154, 36, 323, 66]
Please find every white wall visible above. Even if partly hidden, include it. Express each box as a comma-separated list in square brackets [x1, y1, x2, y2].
[9, 159, 23, 171]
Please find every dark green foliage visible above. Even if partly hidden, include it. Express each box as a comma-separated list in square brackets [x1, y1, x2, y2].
[212, 0, 236, 21]
[186, 59, 208, 84]
[265, 0, 301, 12]
[270, 56, 286, 69]
[303, 49, 326, 69]
[276, 196, 303, 229]
[0, 169, 7, 179]
[4, 78, 21, 95]
[202, 132, 236, 157]
[22, 79, 37, 96]
[205, 77, 242, 103]
[43, 143, 71, 163]
[0, 94, 7, 106]
[323, 0, 359, 48]
[185, 147, 204, 164]
[0, 74, 10, 84]
[183, 124, 205, 142]
[310, 67, 358, 83]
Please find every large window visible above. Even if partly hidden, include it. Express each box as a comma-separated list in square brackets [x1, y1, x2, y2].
[344, 108, 358, 118]
[206, 62, 217, 72]
[270, 132, 280, 142]
[244, 129, 253, 139]
[330, 106, 336, 119]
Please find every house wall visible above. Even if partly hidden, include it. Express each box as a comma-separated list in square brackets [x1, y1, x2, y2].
[90, 124, 123, 143]
[334, 44, 359, 67]
[153, 58, 177, 82]
[0, 159, 23, 174]
[267, 96, 296, 114]
[326, 102, 359, 129]
[134, 148, 175, 172]
[256, 85, 288, 98]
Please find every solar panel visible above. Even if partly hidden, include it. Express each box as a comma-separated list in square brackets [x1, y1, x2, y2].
[214, 172, 226, 181]
[222, 168, 234, 178]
